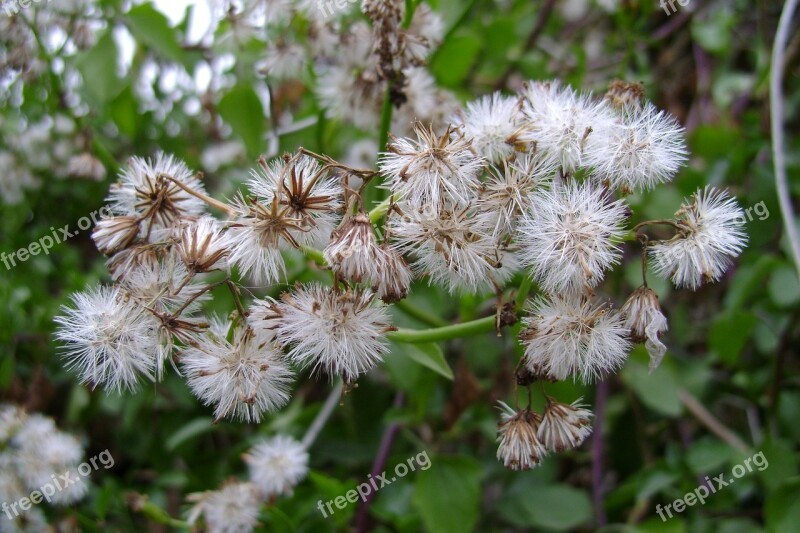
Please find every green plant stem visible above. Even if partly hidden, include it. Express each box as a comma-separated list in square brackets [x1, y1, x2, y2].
[394, 299, 449, 328]
[515, 276, 533, 308]
[133, 498, 190, 529]
[388, 315, 496, 343]
[301, 246, 327, 266]
[368, 196, 393, 223]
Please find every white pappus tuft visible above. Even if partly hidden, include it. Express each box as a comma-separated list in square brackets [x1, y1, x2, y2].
[181, 326, 293, 423]
[54, 285, 159, 392]
[518, 80, 615, 173]
[585, 102, 688, 192]
[649, 186, 748, 289]
[516, 181, 628, 293]
[459, 92, 522, 163]
[520, 295, 631, 383]
[187, 481, 262, 533]
[258, 284, 392, 382]
[243, 435, 309, 498]
[379, 122, 485, 208]
[389, 201, 518, 294]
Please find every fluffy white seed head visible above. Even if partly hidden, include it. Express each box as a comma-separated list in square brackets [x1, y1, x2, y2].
[261, 285, 392, 382]
[496, 402, 547, 471]
[537, 398, 593, 452]
[55, 286, 159, 392]
[187, 481, 262, 533]
[389, 201, 517, 293]
[379, 122, 485, 208]
[621, 286, 668, 371]
[520, 295, 631, 383]
[92, 215, 140, 255]
[244, 435, 309, 497]
[182, 327, 293, 423]
[519, 80, 615, 173]
[479, 153, 554, 237]
[649, 187, 748, 289]
[586, 102, 688, 192]
[459, 92, 521, 163]
[516, 181, 628, 293]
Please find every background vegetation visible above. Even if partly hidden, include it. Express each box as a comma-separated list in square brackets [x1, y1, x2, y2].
[1, 0, 799, 531]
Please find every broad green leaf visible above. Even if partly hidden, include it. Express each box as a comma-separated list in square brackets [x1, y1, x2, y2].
[394, 342, 453, 380]
[765, 477, 800, 533]
[498, 483, 592, 530]
[165, 417, 214, 451]
[709, 310, 756, 364]
[430, 33, 482, 87]
[75, 31, 125, 104]
[218, 85, 267, 157]
[768, 265, 800, 307]
[127, 3, 186, 65]
[621, 354, 682, 417]
[413, 455, 481, 533]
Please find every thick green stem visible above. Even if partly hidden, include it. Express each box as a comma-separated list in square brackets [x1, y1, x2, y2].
[388, 315, 496, 343]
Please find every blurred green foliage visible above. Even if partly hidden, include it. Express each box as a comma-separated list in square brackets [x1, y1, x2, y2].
[1, 0, 799, 531]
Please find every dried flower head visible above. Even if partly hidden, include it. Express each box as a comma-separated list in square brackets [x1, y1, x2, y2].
[177, 215, 231, 273]
[390, 201, 517, 293]
[324, 212, 381, 283]
[379, 122, 484, 208]
[92, 215, 140, 255]
[107, 153, 207, 238]
[496, 402, 547, 470]
[621, 286, 668, 371]
[537, 398, 593, 452]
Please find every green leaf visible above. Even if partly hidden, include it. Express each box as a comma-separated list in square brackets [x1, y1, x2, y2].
[768, 265, 800, 308]
[498, 483, 592, 530]
[709, 311, 757, 364]
[218, 85, 267, 157]
[430, 32, 482, 87]
[127, 3, 186, 65]
[165, 417, 214, 451]
[413, 455, 482, 533]
[621, 354, 682, 417]
[394, 342, 453, 380]
[765, 477, 800, 532]
[75, 30, 125, 104]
